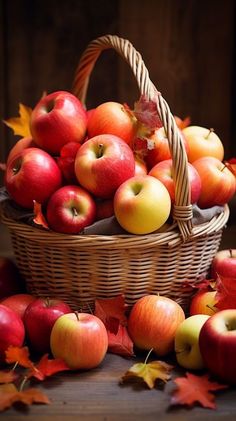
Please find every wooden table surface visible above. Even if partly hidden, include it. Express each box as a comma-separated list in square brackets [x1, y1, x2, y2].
[1, 223, 236, 420]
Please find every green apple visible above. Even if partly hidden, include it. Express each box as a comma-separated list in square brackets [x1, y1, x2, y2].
[174, 314, 210, 370]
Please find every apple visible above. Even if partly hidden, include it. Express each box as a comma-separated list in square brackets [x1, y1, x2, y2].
[95, 198, 114, 220]
[127, 295, 185, 356]
[46, 185, 96, 234]
[174, 314, 210, 370]
[50, 312, 108, 370]
[30, 90, 87, 155]
[24, 297, 72, 354]
[182, 126, 224, 163]
[0, 304, 25, 364]
[5, 147, 62, 209]
[192, 156, 236, 208]
[74, 134, 135, 199]
[189, 289, 218, 316]
[134, 156, 148, 176]
[114, 174, 171, 234]
[199, 309, 236, 384]
[149, 159, 201, 204]
[1, 293, 36, 320]
[6, 136, 35, 165]
[57, 141, 81, 183]
[87, 101, 137, 145]
[145, 126, 188, 169]
[211, 249, 236, 280]
[0, 257, 25, 300]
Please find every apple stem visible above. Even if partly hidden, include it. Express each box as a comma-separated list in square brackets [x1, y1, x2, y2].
[72, 207, 78, 217]
[205, 128, 214, 139]
[75, 311, 80, 321]
[220, 164, 226, 172]
[98, 144, 104, 158]
[206, 304, 217, 313]
[144, 348, 153, 365]
[230, 249, 233, 258]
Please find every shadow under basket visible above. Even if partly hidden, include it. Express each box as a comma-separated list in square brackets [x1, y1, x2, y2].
[0, 35, 231, 312]
[0, 202, 229, 312]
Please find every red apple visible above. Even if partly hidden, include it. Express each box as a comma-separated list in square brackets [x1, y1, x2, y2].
[24, 297, 72, 354]
[6, 136, 35, 165]
[96, 198, 114, 220]
[192, 157, 236, 208]
[30, 91, 87, 155]
[0, 257, 25, 299]
[189, 289, 218, 316]
[1, 293, 36, 320]
[87, 101, 137, 145]
[74, 134, 135, 198]
[50, 312, 108, 370]
[134, 156, 148, 176]
[182, 126, 224, 163]
[145, 126, 188, 170]
[211, 249, 236, 280]
[5, 147, 62, 209]
[149, 159, 201, 204]
[0, 304, 25, 364]
[127, 295, 185, 356]
[199, 309, 236, 384]
[114, 175, 171, 234]
[46, 185, 96, 234]
[57, 141, 81, 183]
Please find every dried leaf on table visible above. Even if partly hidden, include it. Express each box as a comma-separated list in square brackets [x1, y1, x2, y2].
[3, 103, 32, 137]
[27, 354, 71, 381]
[0, 383, 50, 411]
[170, 372, 228, 409]
[95, 294, 128, 334]
[122, 359, 173, 389]
[107, 324, 134, 358]
[0, 370, 18, 384]
[5, 346, 35, 369]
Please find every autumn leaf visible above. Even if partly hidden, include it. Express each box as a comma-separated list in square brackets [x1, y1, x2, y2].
[0, 371, 18, 384]
[33, 201, 49, 230]
[122, 356, 173, 389]
[182, 278, 216, 291]
[133, 94, 162, 131]
[170, 372, 228, 409]
[5, 346, 35, 369]
[107, 324, 134, 357]
[0, 383, 50, 411]
[174, 115, 191, 130]
[3, 103, 32, 137]
[224, 157, 236, 177]
[95, 295, 128, 334]
[27, 354, 71, 381]
[215, 274, 236, 310]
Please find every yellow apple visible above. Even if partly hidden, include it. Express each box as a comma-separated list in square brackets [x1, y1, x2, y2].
[182, 125, 224, 163]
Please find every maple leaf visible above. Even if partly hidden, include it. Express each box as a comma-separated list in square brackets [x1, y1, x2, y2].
[122, 357, 173, 389]
[224, 157, 236, 177]
[174, 115, 191, 130]
[215, 274, 236, 310]
[0, 371, 18, 384]
[5, 346, 35, 369]
[133, 94, 162, 131]
[33, 201, 49, 230]
[3, 103, 32, 137]
[27, 354, 71, 381]
[107, 324, 134, 357]
[170, 372, 228, 409]
[182, 278, 216, 291]
[0, 383, 50, 411]
[95, 295, 128, 334]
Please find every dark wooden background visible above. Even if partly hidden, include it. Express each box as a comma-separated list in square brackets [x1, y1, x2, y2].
[0, 0, 236, 174]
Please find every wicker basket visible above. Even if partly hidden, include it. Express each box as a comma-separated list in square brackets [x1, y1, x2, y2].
[0, 35, 230, 311]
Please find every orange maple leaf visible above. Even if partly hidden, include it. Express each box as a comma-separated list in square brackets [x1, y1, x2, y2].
[0, 371, 18, 384]
[5, 346, 34, 369]
[107, 324, 134, 357]
[3, 103, 32, 138]
[27, 354, 70, 381]
[170, 372, 228, 409]
[0, 383, 50, 411]
[95, 295, 128, 333]
[33, 201, 49, 230]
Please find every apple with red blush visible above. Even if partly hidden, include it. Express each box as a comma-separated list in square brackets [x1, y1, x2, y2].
[5, 147, 62, 209]
[74, 134, 135, 199]
[1, 293, 36, 320]
[6, 136, 35, 165]
[46, 185, 96, 234]
[0, 257, 25, 299]
[30, 90, 87, 155]
[57, 141, 81, 183]
[24, 297, 72, 354]
[211, 249, 236, 280]
[189, 288, 218, 316]
[149, 159, 201, 204]
[0, 304, 25, 364]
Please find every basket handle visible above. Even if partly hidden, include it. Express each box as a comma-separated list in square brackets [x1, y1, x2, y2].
[72, 35, 193, 240]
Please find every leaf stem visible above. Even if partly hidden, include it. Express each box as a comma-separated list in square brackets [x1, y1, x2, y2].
[19, 376, 28, 392]
[144, 348, 153, 364]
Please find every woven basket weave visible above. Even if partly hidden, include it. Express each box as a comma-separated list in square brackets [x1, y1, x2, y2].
[0, 35, 230, 311]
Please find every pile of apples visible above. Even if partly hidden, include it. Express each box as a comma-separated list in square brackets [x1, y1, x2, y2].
[3, 90, 236, 235]
[1, 248, 236, 386]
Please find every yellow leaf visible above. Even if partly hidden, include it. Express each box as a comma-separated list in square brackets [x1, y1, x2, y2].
[3, 103, 32, 137]
[121, 360, 173, 389]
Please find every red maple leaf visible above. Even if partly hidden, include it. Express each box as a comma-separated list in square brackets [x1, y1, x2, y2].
[107, 324, 134, 357]
[33, 201, 49, 230]
[27, 354, 71, 381]
[133, 94, 162, 131]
